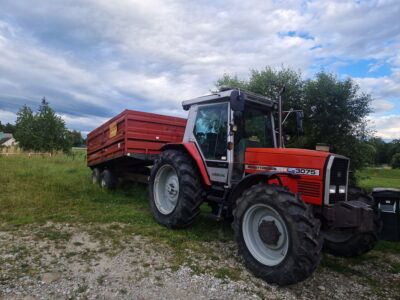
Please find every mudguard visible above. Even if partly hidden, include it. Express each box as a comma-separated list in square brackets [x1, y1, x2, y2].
[161, 142, 211, 186]
[229, 171, 300, 203]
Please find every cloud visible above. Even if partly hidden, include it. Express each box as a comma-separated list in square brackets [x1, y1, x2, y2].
[369, 114, 400, 140]
[0, 109, 16, 124]
[371, 99, 396, 113]
[0, 0, 399, 138]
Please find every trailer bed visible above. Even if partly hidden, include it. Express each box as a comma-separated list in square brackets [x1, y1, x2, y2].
[87, 110, 186, 167]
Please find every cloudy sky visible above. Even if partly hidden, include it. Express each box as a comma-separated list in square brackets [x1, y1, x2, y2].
[0, 0, 399, 139]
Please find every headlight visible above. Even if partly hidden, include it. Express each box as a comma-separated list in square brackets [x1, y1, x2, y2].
[338, 185, 346, 194]
[329, 185, 336, 193]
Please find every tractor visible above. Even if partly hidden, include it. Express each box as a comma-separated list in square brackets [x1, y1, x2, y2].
[148, 88, 381, 285]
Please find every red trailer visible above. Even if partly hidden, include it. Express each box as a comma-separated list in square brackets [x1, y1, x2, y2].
[87, 109, 186, 188]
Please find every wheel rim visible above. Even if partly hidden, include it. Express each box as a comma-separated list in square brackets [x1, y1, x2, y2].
[154, 164, 179, 215]
[242, 203, 289, 266]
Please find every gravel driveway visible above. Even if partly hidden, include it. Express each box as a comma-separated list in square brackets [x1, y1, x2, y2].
[0, 223, 399, 300]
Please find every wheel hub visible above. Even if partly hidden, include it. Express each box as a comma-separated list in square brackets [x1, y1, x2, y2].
[258, 220, 281, 246]
[242, 203, 289, 266]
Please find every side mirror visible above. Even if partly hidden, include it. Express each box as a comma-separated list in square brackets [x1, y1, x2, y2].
[296, 111, 304, 135]
[230, 90, 245, 111]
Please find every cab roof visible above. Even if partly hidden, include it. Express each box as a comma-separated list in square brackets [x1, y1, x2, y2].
[182, 89, 277, 111]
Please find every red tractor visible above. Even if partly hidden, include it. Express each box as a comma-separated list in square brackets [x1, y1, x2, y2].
[88, 89, 381, 286]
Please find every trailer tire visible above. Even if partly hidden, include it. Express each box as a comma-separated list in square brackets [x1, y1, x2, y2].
[92, 168, 101, 184]
[149, 150, 203, 229]
[323, 187, 382, 257]
[100, 170, 118, 190]
[233, 184, 323, 286]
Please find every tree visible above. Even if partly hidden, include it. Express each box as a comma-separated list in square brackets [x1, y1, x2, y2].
[215, 67, 373, 174]
[216, 66, 304, 112]
[301, 72, 372, 171]
[391, 153, 400, 169]
[14, 98, 71, 152]
[0, 121, 16, 133]
[67, 129, 86, 147]
[14, 105, 36, 150]
[388, 139, 400, 161]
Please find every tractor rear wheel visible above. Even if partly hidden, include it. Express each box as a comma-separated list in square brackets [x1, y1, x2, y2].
[323, 187, 382, 257]
[149, 150, 203, 229]
[233, 184, 323, 286]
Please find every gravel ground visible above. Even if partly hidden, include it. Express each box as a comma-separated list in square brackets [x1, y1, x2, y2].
[0, 223, 399, 300]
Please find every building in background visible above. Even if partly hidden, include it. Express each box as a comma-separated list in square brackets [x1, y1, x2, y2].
[0, 132, 18, 147]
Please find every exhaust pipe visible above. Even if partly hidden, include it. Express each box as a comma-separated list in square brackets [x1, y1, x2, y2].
[278, 87, 285, 148]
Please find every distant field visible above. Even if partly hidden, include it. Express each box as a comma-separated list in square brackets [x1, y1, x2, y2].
[357, 167, 400, 191]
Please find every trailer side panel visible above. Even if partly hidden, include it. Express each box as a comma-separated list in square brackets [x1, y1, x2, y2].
[87, 110, 186, 167]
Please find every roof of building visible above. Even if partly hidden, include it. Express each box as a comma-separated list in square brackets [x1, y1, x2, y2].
[0, 133, 15, 145]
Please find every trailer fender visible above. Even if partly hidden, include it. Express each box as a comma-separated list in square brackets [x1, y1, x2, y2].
[161, 143, 211, 186]
[229, 171, 300, 203]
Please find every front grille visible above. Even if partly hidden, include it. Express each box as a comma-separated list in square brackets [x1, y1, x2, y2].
[328, 157, 349, 204]
[298, 180, 320, 198]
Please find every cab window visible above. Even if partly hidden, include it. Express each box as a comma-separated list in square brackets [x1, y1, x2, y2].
[193, 103, 228, 160]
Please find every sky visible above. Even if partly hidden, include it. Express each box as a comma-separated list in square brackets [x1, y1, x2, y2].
[0, 0, 399, 139]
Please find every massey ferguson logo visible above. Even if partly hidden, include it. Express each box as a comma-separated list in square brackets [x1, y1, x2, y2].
[245, 165, 320, 176]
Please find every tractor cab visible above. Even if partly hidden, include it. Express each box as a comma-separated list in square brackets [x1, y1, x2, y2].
[181, 88, 302, 185]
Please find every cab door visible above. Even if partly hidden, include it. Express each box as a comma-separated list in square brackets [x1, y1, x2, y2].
[190, 102, 230, 183]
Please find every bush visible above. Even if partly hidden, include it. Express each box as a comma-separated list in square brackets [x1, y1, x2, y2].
[391, 153, 400, 169]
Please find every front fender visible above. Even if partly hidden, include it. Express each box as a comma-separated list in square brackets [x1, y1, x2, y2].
[229, 171, 299, 204]
[161, 142, 211, 186]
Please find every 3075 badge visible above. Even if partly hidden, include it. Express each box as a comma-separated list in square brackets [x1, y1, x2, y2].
[287, 168, 320, 176]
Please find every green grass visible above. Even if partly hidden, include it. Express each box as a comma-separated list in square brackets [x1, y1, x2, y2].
[0, 152, 232, 252]
[357, 167, 400, 191]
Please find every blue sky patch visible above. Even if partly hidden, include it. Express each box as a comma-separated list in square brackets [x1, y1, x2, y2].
[338, 59, 392, 78]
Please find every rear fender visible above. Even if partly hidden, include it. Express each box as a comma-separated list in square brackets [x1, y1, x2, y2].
[161, 143, 211, 186]
[229, 172, 300, 203]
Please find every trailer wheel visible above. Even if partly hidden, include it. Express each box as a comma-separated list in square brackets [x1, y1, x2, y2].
[149, 150, 203, 229]
[92, 168, 101, 184]
[233, 184, 323, 286]
[323, 187, 382, 257]
[100, 170, 118, 190]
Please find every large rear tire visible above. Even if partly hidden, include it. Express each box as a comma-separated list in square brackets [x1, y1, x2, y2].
[233, 184, 323, 286]
[323, 187, 382, 257]
[149, 150, 203, 229]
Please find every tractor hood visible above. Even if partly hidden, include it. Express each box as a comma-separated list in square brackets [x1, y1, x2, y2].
[246, 148, 331, 158]
[244, 148, 333, 180]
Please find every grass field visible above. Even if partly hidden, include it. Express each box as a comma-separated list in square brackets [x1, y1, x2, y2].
[0, 151, 399, 294]
[0, 151, 232, 263]
[357, 167, 400, 191]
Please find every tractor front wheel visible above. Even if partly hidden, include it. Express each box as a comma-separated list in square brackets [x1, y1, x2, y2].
[323, 187, 382, 257]
[233, 184, 323, 286]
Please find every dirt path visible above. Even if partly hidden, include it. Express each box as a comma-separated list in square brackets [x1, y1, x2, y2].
[0, 223, 399, 300]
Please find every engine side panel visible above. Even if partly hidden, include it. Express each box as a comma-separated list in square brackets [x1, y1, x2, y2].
[245, 148, 330, 205]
